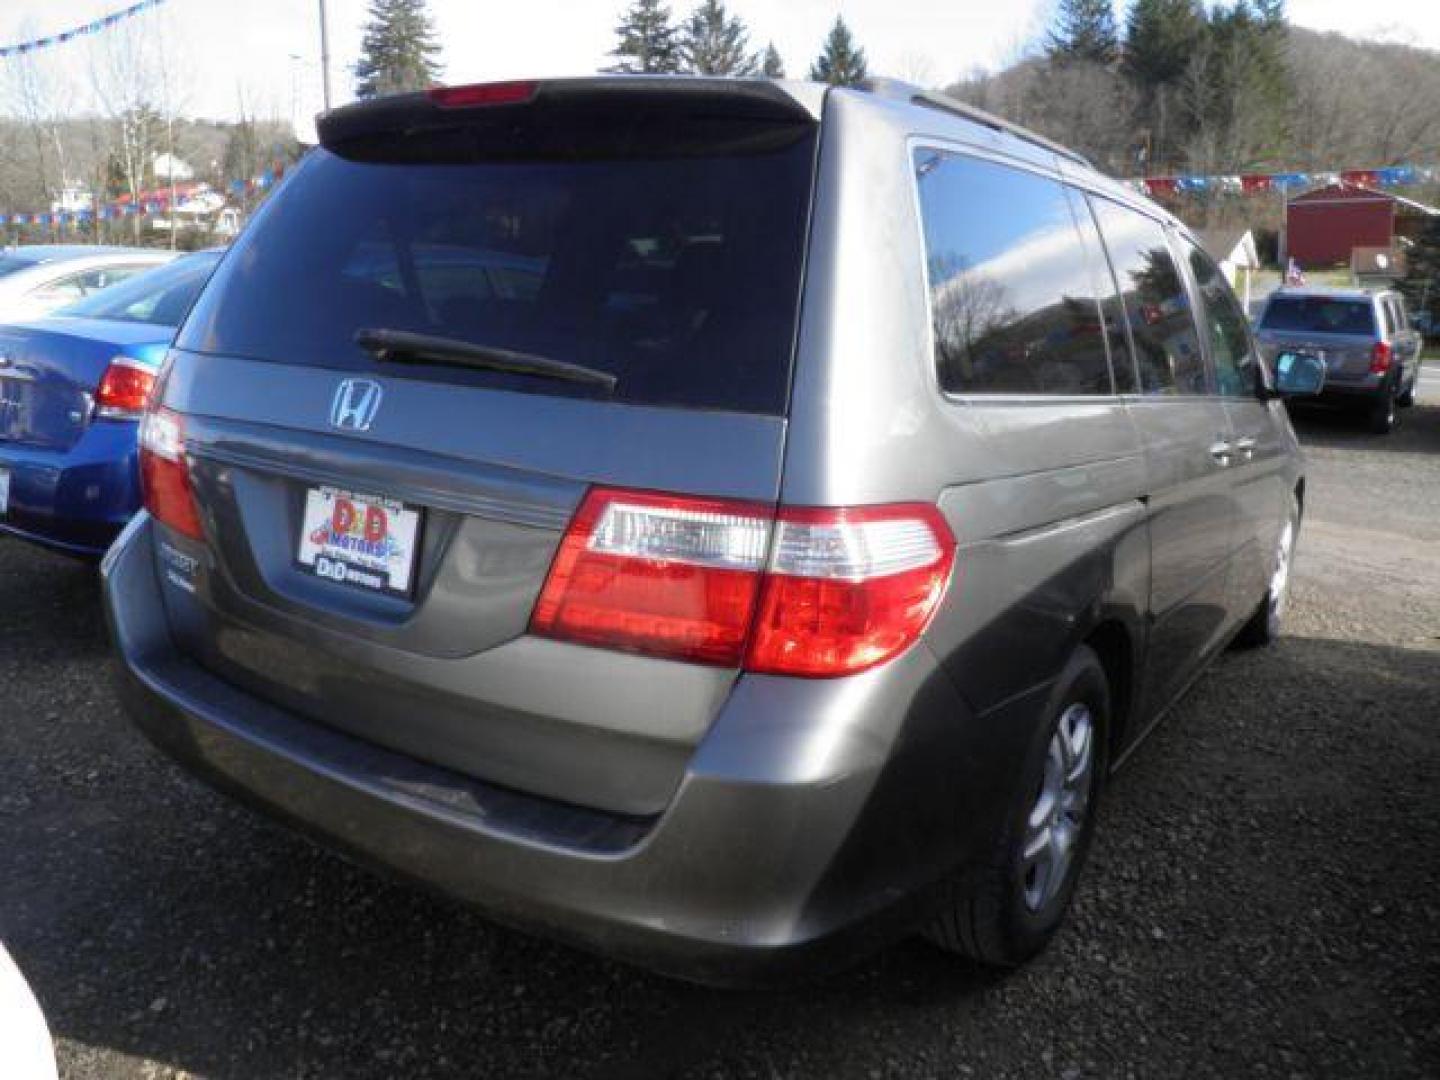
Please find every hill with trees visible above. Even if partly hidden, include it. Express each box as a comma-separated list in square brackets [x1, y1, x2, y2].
[949, 4, 1440, 233]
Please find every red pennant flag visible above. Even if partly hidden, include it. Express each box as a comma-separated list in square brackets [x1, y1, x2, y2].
[1341, 170, 1379, 188]
[1241, 174, 1272, 194]
[1144, 176, 1179, 197]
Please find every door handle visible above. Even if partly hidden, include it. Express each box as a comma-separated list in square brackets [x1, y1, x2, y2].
[1208, 440, 1233, 466]
[1234, 436, 1257, 461]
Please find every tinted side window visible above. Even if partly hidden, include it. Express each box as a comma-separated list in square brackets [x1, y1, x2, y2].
[1088, 197, 1208, 396]
[1180, 238, 1260, 398]
[1388, 297, 1409, 332]
[26, 271, 88, 304]
[1378, 299, 1395, 335]
[1073, 193, 1137, 394]
[914, 150, 1113, 396]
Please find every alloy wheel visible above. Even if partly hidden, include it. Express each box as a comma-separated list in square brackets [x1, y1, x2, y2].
[1021, 703, 1095, 913]
[1271, 520, 1295, 620]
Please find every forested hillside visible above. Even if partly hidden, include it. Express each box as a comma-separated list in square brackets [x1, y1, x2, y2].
[949, 16, 1440, 231]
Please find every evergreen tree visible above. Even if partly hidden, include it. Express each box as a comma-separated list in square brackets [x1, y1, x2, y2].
[1174, 1, 1291, 173]
[1047, 0, 1120, 65]
[607, 0, 681, 74]
[761, 42, 786, 79]
[1399, 216, 1440, 332]
[1123, 0, 1205, 166]
[679, 0, 758, 76]
[1251, 0, 1286, 28]
[809, 17, 868, 87]
[353, 0, 442, 99]
[1123, 0, 1205, 89]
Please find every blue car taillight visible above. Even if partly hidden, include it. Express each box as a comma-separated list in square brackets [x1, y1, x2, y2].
[95, 357, 156, 421]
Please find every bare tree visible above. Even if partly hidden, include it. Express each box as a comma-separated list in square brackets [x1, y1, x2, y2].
[929, 255, 1016, 388]
[4, 42, 72, 219]
[948, 55, 1140, 174]
[1287, 28, 1440, 170]
[893, 51, 937, 88]
[87, 20, 167, 242]
[152, 12, 196, 248]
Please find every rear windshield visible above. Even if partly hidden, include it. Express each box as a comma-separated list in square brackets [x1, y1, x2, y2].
[57, 251, 220, 326]
[1261, 297, 1376, 335]
[176, 139, 817, 414]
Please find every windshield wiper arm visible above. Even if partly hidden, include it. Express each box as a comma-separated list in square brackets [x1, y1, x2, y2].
[354, 328, 617, 393]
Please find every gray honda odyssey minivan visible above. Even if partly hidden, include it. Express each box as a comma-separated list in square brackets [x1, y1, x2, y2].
[103, 77, 1319, 983]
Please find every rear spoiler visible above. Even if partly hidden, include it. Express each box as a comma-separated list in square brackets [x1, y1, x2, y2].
[317, 78, 821, 162]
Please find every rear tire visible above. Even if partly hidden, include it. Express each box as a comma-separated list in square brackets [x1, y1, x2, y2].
[1365, 385, 1397, 434]
[1234, 494, 1300, 649]
[1397, 374, 1416, 408]
[924, 645, 1109, 967]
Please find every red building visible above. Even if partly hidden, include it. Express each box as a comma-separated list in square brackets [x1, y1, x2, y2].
[1285, 183, 1439, 269]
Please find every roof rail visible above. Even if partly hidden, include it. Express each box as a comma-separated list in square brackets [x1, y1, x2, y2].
[858, 77, 1094, 169]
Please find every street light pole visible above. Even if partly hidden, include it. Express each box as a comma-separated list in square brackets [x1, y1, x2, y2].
[319, 0, 333, 111]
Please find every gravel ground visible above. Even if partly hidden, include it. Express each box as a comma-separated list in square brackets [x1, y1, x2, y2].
[2, 392, 1438, 1079]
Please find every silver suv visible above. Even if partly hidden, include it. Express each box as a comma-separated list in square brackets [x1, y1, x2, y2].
[1255, 286, 1423, 433]
[103, 77, 1317, 983]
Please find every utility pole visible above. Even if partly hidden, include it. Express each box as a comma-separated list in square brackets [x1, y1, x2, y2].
[319, 0, 333, 111]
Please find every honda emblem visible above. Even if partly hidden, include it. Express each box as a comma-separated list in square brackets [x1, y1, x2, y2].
[330, 379, 383, 432]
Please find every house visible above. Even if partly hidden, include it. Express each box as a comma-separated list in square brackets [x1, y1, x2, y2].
[151, 152, 194, 182]
[1285, 183, 1440, 270]
[1199, 227, 1261, 311]
[146, 185, 236, 237]
[49, 187, 94, 215]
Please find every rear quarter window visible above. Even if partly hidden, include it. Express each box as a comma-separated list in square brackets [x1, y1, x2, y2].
[175, 137, 818, 416]
[913, 149, 1115, 396]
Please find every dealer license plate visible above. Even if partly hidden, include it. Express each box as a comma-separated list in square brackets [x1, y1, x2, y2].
[296, 485, 422, 597]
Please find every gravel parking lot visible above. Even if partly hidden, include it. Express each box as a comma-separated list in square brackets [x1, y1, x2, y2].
[2, 387, 1438, 1079]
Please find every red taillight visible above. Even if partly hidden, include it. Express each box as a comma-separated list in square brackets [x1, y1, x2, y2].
[95, 356, 157, 420]
[427, 80, 537, 108]
[746, 504, 956, 677]
[139, 406, 203, 540]
[531, 489, 772, 666]
[1370, 340, 1393, 374]
[530, 489, 956, 677]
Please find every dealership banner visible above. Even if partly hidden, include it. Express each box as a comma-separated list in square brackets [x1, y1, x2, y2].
[0, 164, 286, 228]
[1130, 164, 1438, 200]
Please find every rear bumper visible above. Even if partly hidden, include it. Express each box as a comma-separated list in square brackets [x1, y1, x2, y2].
[1315, 379, 1387, 401]
[103, 513, 1017, 984]
[0, 420, 141, 555]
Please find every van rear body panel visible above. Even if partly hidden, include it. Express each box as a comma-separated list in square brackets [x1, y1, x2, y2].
[158, 353, 787, 814]
[149, 82, 819, 815]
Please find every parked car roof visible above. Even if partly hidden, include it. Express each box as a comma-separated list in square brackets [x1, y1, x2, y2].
[0, 244, 159, 266]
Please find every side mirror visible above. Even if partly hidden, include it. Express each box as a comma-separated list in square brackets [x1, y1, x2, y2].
[1272, 350, 1326, 397]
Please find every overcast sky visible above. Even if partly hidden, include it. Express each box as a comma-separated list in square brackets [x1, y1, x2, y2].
[2, 0, 1437, 138]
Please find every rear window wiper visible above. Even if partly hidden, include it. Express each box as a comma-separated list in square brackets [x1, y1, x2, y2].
[354, 328, 618, 393]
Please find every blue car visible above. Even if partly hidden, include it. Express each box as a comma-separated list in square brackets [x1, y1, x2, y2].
[0, 250, 221, 556]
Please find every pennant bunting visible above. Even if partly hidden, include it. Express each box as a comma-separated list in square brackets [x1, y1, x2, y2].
[0, 162, 288, 230]
[0, 1, 166, 59]
[1130, 162, 1437, 199]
